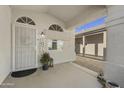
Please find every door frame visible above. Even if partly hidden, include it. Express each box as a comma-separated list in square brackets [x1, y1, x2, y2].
[12, 23, 38, 72]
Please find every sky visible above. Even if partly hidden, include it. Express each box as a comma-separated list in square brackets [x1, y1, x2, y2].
[75, 16, 107, 33]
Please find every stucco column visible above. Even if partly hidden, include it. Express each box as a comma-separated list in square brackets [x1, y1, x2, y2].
[82, 36, 85, 56]
[103, 31, 106, 48]
[104, 6, 124, 87]
[103, 31, 106, 60]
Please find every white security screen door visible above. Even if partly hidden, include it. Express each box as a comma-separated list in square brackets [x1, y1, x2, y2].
[13, 24, 37, 71]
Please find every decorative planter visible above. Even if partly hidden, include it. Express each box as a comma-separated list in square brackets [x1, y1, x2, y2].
[42, 64, 49, 70]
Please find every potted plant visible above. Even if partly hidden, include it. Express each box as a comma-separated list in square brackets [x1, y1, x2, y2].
[40, 52, 50, 70]
[48, 57, 53, 67]
[97, 71, 106, 87]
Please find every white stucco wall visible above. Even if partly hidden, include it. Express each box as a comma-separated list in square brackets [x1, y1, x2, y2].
[98, 43, 104, 56]
[104, 6, 124, 87]
[11, 9, 76, 65]
[79, 43, 104, 56]
[0, 6, 11, 84]
[85, 44, 95, 55]
[45, 30, 76, 64]
[80, 44, 83, 54]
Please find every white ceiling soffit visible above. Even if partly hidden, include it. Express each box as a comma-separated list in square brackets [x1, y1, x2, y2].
[10, 5, 49, 13]
[11, 5, 90, 22]
[10, 5, 106, 27]
[47, 5, 90, 23]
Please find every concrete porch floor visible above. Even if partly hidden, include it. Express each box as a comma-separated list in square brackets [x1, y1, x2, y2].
[77, 54, 104, 60]
[75, 56, 105, 73]
[1, 63, 102, 88]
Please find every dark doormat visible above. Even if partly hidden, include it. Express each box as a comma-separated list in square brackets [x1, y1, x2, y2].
[11, 68, 37, 78]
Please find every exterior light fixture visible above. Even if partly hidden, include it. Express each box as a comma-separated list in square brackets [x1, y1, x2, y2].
[41, 32, 45, 38]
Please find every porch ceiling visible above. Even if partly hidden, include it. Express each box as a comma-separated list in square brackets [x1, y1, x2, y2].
[10, 5, 106, 27]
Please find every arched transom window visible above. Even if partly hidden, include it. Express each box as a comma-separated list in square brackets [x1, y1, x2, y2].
[16, 16, 36, 25]
[49, 24, 63, 32]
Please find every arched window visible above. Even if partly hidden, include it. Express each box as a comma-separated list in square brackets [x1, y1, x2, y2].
[16, 16, 36, 25]
[49, 24, 63, 32]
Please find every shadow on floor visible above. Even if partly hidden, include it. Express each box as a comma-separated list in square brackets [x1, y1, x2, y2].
[74, 56, 105, 73]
